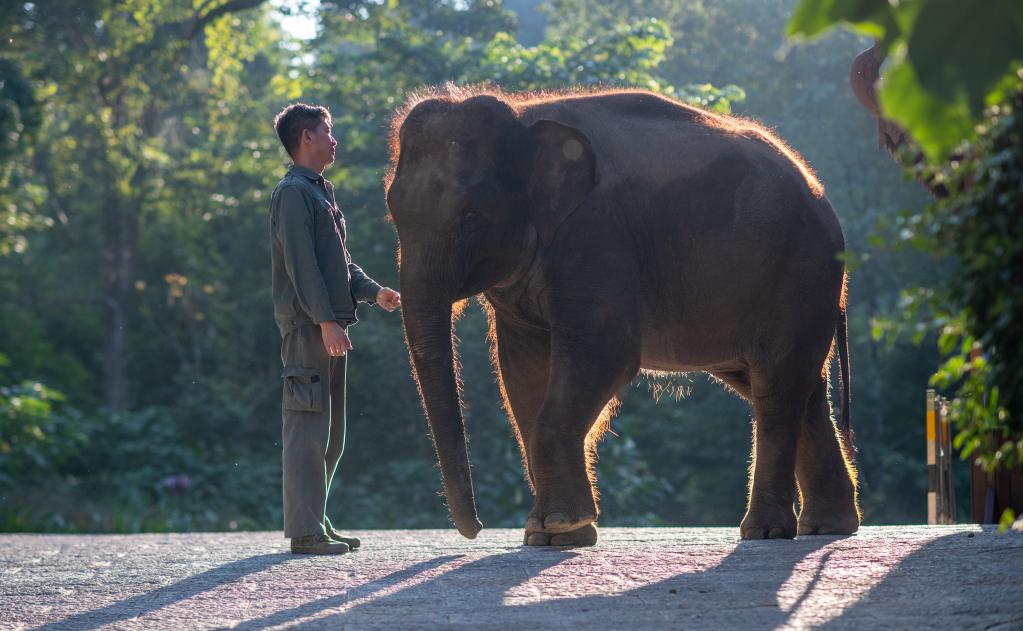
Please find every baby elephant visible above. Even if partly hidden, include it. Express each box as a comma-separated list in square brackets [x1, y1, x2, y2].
[385, 86, 860, 546]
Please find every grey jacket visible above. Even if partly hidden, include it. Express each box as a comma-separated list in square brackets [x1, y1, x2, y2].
[270, 165, 382, 335]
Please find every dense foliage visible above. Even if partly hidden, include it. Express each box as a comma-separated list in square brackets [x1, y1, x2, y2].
[789, 0, 1023, 160]
[790, 0, 1022, 525]
[0, 0, 973, 532]
[917, 91, 1023, 478]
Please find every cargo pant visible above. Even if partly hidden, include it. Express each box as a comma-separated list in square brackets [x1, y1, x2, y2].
[280, 323, 347, 538]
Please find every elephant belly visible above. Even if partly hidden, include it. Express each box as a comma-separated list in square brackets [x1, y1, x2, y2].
[638, 325, 748, 373]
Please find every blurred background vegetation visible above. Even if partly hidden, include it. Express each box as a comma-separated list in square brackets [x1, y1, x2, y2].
[0, 0, 1019, 533]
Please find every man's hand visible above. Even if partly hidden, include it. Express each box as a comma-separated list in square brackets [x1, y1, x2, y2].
[376, 287, 401, 312]
[320, 321, 352, 357]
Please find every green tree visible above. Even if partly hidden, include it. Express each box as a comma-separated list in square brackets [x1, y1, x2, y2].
[2, 0, 266, 412]
[789, 0, 1023, 160]
[0, 0, 296, 531]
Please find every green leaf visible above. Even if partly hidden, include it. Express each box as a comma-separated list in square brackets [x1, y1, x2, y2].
[906, 0, 1023, 116]
[998, 508, 1017, 533]
[879, 59, 974, 160]
[787, 0, 894, 40]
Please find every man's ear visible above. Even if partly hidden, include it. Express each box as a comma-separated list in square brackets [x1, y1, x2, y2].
[526, 120, 597, 246]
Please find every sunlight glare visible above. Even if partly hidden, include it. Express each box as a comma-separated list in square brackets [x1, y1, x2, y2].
[273, 0, 320, 40]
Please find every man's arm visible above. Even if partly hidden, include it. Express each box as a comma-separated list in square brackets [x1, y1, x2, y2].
[273, 185, 335, 325]
[348, 262, 383, 304]
[349, 262, 400, 311]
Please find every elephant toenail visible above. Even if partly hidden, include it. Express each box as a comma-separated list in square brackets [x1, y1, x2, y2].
[543, 513, 572, 531]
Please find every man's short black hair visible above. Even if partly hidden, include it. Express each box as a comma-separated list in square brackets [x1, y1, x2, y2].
[273, 103, 331, 159]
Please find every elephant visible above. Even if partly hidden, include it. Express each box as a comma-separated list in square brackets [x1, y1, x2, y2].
[384, 86, 860, 546]
[849, 42, 949, 198]
[849, 42, 908, 155]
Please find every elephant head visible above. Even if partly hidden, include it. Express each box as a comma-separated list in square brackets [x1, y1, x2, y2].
[384, 93, 597, 538]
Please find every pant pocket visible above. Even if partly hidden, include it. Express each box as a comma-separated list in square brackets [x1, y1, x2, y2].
[282, 366, 323, 413]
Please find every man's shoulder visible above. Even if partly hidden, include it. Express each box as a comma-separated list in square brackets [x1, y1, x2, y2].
[271, 176, 313, 203]
[273, 173, 308, 191]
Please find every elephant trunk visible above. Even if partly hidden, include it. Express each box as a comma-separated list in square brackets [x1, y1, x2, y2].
[400, 284, 482, 539]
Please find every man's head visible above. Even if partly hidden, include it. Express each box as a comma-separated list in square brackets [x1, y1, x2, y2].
[273, 103, 337, 171]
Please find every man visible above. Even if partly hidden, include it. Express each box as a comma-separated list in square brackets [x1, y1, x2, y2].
[270, 103, 401, 555]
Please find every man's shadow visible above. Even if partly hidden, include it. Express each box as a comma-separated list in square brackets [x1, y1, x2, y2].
[29, 551, 458, 631]
[30, 552, 293, 631]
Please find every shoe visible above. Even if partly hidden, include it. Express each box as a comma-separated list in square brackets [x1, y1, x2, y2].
[290, 533, 350, 555]
[325, 517, 361, 550]
[326, 525, 361, 550]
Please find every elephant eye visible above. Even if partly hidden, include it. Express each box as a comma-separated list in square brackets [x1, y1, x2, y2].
[463, 209, 480, 222]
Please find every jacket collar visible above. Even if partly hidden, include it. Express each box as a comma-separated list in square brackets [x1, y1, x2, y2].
[287, 164, 324, 183]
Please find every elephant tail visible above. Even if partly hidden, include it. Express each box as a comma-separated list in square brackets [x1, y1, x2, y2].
[836, 296, 854, 453]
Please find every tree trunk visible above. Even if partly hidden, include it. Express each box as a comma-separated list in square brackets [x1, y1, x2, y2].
[101, 185, 139, 413]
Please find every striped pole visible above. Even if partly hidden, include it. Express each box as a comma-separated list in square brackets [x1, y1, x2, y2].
[939, 395, 957, 523]
[927, 389, 937, 524]
[937, 394, 948, 523]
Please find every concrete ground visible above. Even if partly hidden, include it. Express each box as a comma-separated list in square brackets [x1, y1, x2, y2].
[1, 525, 1021, 630]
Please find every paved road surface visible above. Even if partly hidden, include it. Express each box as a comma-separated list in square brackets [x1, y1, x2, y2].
[2, 526, 1021, 630]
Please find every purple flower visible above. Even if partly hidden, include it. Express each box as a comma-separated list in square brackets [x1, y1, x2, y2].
[161, 474, 193, 492]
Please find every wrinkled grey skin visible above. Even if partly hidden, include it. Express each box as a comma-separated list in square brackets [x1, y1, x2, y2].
[386, 89, 859, 546]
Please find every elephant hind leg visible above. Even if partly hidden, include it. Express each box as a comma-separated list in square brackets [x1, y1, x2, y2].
[795, 378, 860, 535]
[740, 363, 814, 540]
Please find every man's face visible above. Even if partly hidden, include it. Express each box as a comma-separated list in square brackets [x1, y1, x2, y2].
[303, 119, 337, 168]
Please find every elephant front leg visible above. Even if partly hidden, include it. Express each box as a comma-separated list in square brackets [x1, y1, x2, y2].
[494, 319, 551, 493]
[523, 334, 639, 546]
[526, 523, 599, 547]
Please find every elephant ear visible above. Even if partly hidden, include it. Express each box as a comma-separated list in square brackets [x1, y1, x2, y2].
[526, 120, 597, 246]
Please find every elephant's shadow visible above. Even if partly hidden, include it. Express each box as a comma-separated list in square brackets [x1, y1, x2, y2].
[38, 531, 1014, 629]
[230, 531, 1022, 629]
[229, 536, 842, 629]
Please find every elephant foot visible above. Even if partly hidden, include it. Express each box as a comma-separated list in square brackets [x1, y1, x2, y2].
[525, 487, 597, 536]
[797, 502, 860, 536]
[525, 523, 598, 547]
[526, 511, 595, 534]
[740, 502, 797, 540]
